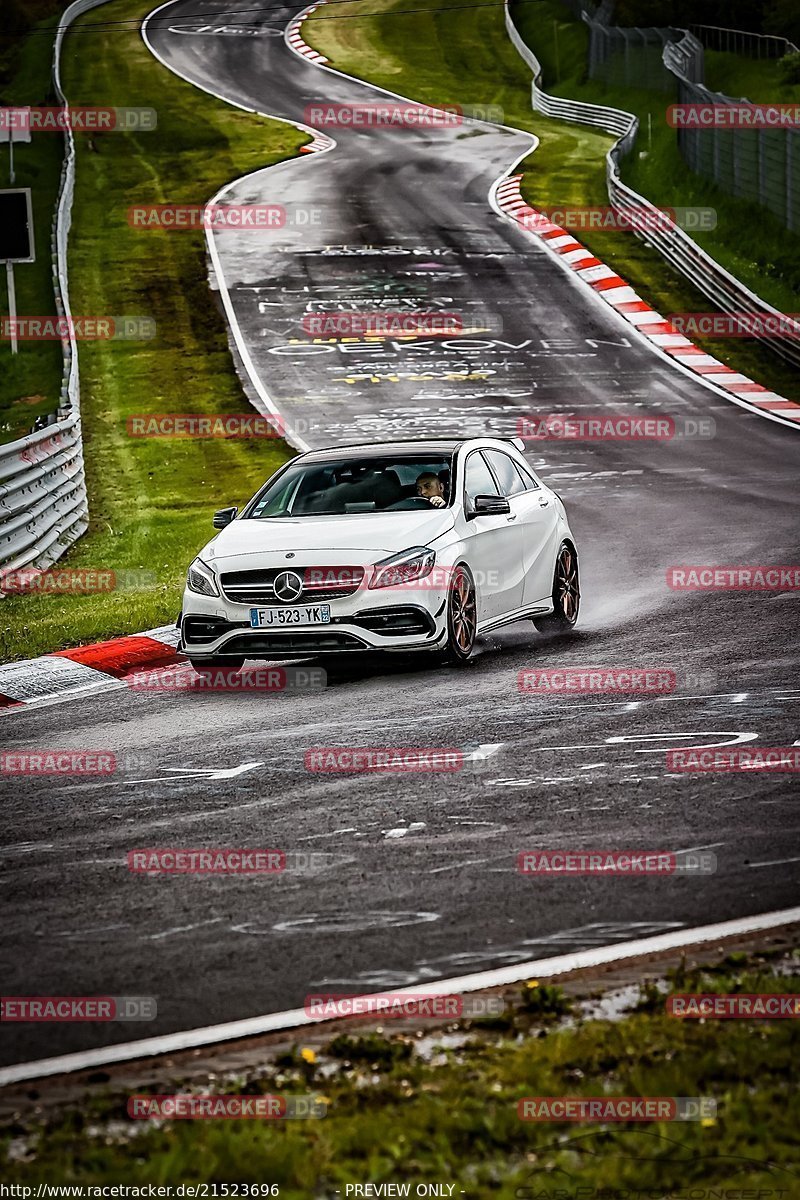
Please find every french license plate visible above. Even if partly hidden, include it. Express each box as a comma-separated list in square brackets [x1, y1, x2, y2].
[250, 605, 331, 627]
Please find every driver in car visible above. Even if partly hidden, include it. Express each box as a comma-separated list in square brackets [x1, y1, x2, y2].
[416, 472, 447, 508]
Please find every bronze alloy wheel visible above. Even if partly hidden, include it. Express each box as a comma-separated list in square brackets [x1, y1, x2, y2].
[534, 542, 580, 633]
[444, 565, 477, 663]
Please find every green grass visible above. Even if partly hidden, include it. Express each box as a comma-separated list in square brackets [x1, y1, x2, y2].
[511, 1, 800, 320]
[703, 48, 800, 104]
[3, 948, 798, 1193]
[1, 0, 309, 662]
[0, 7, 68, 441]
[304, 0, 799, 403]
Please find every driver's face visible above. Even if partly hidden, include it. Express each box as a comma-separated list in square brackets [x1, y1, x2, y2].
[416, 475, 444, 498]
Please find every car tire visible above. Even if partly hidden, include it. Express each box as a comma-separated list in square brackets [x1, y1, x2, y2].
[533, 542, 580, 633]
[438, 564, 477, 664]
[188, 657, 245, 674]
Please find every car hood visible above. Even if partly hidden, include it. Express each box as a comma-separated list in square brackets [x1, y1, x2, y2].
[201, 510, 455, 564]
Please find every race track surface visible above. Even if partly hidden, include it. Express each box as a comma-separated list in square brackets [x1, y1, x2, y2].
[1, 0, 798, 1069]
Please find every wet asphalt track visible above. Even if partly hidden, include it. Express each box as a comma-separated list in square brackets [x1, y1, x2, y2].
[1, 0, 799, 1069]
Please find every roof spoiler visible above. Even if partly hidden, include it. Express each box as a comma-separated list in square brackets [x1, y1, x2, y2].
[498, 436, 526, 452]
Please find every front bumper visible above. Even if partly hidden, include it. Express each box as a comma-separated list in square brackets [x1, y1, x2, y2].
[180, 590, 449, 658]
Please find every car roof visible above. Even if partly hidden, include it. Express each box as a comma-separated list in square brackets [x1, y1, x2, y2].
[295, 438, 516, 462]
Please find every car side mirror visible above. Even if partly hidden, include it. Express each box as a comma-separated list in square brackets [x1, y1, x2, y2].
[213, 506, 238, 529]
[470, 494, 511, 518]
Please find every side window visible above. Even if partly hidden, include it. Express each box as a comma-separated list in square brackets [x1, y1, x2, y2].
[484, 450, 527, 497]
[464, 452, 499, 506]
[513, 460, 540, 490]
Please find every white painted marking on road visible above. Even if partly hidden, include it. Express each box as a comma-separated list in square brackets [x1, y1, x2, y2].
[298, 828, 358, 842]
[731, 693, 749, 703]
[147, 918, 225, 941]
[429, 858, 492, 874]
[125, 762, 265, 784]
[605, 732, 759, 752]
[747, 855, 800, 869]
[3, 906, 798, 1084]
[384, 822, 426, 839]
[671, 842, 726, 855]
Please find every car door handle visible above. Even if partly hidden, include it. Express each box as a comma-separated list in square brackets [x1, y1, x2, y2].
[538, 498, 550, 507]
[506, 513, 518, 521]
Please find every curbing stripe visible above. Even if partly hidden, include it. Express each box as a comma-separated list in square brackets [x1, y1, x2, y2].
[493, 174, 800, 428]
[53, 634, 181, 677]
[0, 905, 798, 1087]
[0, 626, 183, 711]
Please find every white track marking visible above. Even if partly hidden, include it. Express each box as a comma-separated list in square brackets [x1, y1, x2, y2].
[383, 822, 426, 839]
[1, 906, 798, 1086]
[747, 855, 800, 869]
[147, 918, 225, 941]
[671, 841, 726, 855]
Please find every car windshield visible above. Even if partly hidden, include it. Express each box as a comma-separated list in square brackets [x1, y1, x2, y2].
[247, 455, 454, 518]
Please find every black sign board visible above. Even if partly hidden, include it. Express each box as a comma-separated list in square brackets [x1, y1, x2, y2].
[0, 188, 35, 263]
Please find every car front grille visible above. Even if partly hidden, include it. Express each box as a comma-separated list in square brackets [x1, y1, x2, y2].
[220, 567, 365, 605]
[223, 632, 369, 655]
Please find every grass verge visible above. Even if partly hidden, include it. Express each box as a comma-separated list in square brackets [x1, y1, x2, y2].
[2, 946, 798, 1192]
[1, 0, 306, 662]
[511, 1, 800, 319]
[305, 0, 800, 402]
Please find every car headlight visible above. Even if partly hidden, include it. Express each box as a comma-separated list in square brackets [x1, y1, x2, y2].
[369, 546, 435, 590]
[187, 557, 219, 597]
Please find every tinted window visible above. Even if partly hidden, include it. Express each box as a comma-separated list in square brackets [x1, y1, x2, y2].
[513, 460, 539, 490]
[247, 456, 453, 518]
[484, 450, 527, 497]
[464, 452, 499, 505]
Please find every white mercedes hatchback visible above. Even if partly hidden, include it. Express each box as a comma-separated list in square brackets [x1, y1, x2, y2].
[180, 437, 580, 669]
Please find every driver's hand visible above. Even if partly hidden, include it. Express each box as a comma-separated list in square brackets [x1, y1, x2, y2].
[429, 496, 445, 508]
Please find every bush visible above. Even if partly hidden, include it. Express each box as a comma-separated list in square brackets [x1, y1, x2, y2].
[778, 52, 800, 84]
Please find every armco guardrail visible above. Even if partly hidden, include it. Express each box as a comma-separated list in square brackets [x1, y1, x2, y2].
[0, 0, 111, 582]
[504, 2, 800, 370]
[0, 415, 87, 574]
[689, 24, 798, 59]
